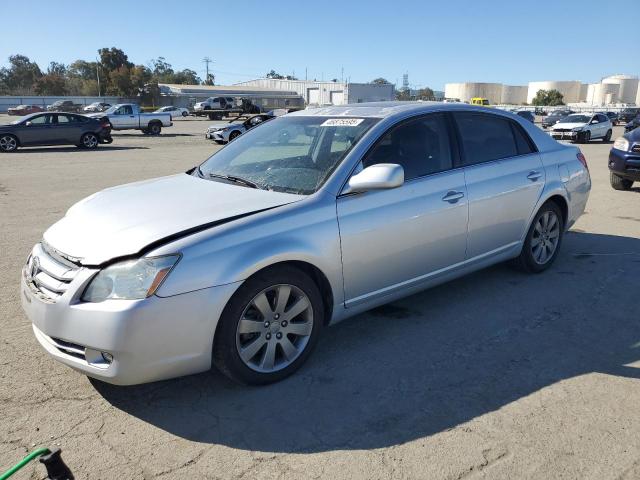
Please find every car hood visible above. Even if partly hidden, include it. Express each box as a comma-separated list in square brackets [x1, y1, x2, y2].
[551, 122, 587, 130]
[208, 122, 243, 131]
[43, 173, 303, 265]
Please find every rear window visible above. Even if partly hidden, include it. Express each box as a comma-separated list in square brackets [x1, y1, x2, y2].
[454, 112, 521, 165]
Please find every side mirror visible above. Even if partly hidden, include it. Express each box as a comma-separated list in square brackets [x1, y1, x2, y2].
[25, 121, 32, 126]
[343, 163, 404, 194]
[590, 120, 599, 124]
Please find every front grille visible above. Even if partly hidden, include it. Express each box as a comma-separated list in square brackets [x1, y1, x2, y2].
[25, 242, 80, 302]
[50, 337, 86, 360]
[553, 128, 572, 133]
[632, 144, 640, 153]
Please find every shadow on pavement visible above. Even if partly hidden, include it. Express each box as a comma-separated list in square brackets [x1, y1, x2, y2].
[13, 145, 148, 153]
[94, 231, 640, 453]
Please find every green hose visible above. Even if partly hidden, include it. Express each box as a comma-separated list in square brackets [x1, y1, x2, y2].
[0, 448, 51, 480]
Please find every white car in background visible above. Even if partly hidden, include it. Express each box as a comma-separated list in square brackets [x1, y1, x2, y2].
[550, 112, 613, 143]
[154, 106, 190, 118]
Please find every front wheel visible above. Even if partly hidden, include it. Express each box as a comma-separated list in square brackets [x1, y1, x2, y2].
[610, 172, 633, 191]
[182, 111, 188, 117]
[80, 132, 99, 149]
[0, 134, 18, 152]
[229, 130, 241, 141]
[511, 202, 564, 273]
[603, 129, 612, 142]
[213, 265, 324, 385]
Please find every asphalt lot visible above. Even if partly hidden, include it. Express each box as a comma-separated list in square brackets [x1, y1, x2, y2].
[1, 114, 639, 479]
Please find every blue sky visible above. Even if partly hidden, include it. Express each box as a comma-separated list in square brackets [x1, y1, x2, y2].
[2, 0, 638, 90]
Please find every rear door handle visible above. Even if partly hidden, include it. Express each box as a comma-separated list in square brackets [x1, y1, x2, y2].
[527, 171, 542, 181]
[442, 191, 465, 203]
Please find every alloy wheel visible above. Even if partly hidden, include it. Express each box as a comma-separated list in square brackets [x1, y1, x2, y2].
[235, 284, 313, 373]
[531, 211, 560, 265]
[0, 135, 17, 152]
[83, 134, 98, 148]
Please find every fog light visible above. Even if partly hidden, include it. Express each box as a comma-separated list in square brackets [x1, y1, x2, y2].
[101, 352, 113, 364]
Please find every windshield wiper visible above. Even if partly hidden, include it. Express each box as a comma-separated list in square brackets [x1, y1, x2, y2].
[208, 173, 259, 189]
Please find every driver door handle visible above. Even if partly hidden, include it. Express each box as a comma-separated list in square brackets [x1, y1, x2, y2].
[442, 191, 465, 203]
[527, 171, 542, 182]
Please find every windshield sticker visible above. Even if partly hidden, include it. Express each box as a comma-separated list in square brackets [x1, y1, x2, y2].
[320, 118, 365, 127]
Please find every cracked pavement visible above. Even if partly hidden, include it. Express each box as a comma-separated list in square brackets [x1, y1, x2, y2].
[1, 116, 639, 479]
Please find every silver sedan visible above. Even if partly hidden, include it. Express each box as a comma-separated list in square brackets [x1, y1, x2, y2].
[20, 102, 591, 385]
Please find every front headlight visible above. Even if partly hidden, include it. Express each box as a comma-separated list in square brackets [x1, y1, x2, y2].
[572, 127, 584, 132]
[613, 137, 630, 152]
[82, 255, 180, 302]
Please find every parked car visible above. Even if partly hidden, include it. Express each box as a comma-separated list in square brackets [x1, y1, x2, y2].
[541, 110, 574, 129]
[154, 106, 190, 118]
[608, 128, 640, 190]
[87, 104, 172, 135]
[20, 103, 590, 386]
[604, 111, 619, 126]
[46, 100, 82, 112]
[206, 113, 275, 143]
[515, 110, 535, 123]
[194, 97, 235, 112]
[623, 114, 640, 133]
[0, 112, 112, 152]
[550, 112, 612, 143]
[619, 107, 640, 123]
[7, 104, 44, 116]
[83, 102, 111, 113]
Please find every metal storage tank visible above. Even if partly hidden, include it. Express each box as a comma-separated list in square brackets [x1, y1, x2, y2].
[444, 82, 503, 104]
[527, 81, 583, 104]
[500, 85, 527, 105]
[586, 82, 620, 106]
[601, 75, 639, 104]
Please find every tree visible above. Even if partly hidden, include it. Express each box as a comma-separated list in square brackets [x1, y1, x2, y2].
[34, 74, 67, 95]
[150, 56, 174, 82]
[47, 62, 67, 76]
[371, 78, 391, 85]
[98, 47, 132, 73]
[68, 60, 99, 80]
[415, 87, 435, 101]
[203, 73, 215, 85]
[1, 54, 42, 94]
[396, 89, 411, 101]
[172, 69, 201, 85]
[266, 69, 284, 79]
[531, 89, 565, 106]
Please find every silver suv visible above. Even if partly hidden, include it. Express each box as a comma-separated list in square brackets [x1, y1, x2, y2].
[21, 103, 591, 386]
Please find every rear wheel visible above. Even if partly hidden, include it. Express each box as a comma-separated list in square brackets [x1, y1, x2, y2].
[0, 134, 18, 152]
[213, 265, 324, 385]
[182, 110, 188, 117]
[512, 202, 564, 273]
[80, 132, 99, 149]
[603, 129, 612, 142]
[229, 130, 242, 141]
[610, 172, 633, 190]
[148, 122, 162, 135]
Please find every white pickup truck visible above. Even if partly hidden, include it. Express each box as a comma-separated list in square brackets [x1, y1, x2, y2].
[88, 103, 172, 135]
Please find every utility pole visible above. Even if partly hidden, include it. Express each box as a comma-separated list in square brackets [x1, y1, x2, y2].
[203, 57, 212, 84]
[96, 57, 101, 97]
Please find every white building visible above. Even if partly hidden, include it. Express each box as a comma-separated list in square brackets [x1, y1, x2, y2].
[444, 82, 505, 104]
[234, 78, 395, 106]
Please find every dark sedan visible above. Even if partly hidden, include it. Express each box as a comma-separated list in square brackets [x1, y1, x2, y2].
[604, 111, 619, 126]
[624, 114, 640, 133]
[608, 128, 640, 190]
[0, 112, 112, 152]
[619, 108, 640, 123]
[7, 104, 45, 116]
[515, 110, 535, 123]
[541, 110, 574, 128]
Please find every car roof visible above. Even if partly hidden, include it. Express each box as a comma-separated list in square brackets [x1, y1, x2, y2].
[288, 101, 505, 119]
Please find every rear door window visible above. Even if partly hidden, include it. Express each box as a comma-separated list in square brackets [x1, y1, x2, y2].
[454, 112, 519, 165]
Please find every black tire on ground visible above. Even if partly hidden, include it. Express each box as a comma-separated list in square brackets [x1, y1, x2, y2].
[148, 122, 162, 135]
[182, 111, 188, 117]
[511, 201, 564, 274]
[610, 172, 633, 191]
[213, 265, 324, 385]
[229, 130, 241, 141]
[603, 129, 612, 142]
[79, 132, 99, 149]
[0, 134, 19, 152]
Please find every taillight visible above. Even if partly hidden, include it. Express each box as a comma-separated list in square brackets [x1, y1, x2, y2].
[101, 122, 111, 129]
[576, 151, 588, 171]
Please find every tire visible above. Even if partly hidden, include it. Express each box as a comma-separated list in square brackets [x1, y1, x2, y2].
[603, 129, 612, 142]
[511, 201, 564, 273]
[583, 131, 591, 143]
[229, 130, 241, 141]
[182, 111, 188, 117]
[80, 132, 99, 149]
[213, 265, 324, 385]
[610, 172, 633, 191]
[0, 134, 19, 152]
[148, 122, 162, 135]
